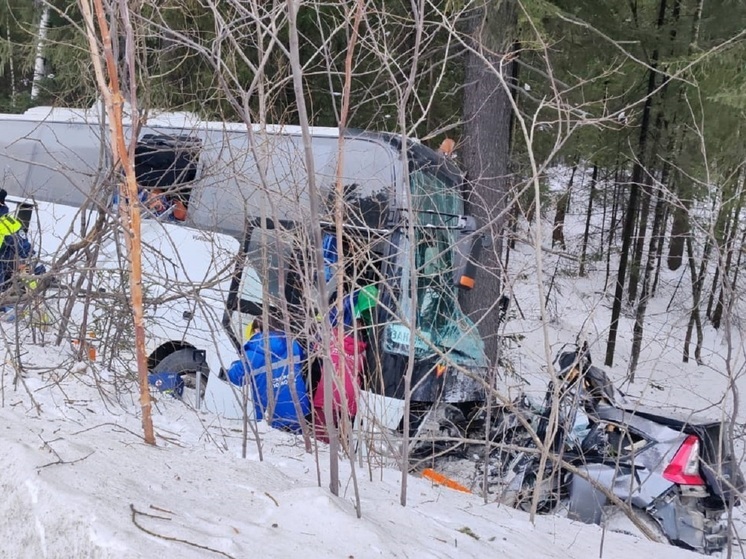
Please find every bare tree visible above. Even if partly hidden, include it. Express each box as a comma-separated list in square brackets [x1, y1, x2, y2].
[460, 0, 517, 361]
[78, 0, 155, 444]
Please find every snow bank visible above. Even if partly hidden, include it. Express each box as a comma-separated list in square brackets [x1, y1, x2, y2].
[0, 347, 700, 559]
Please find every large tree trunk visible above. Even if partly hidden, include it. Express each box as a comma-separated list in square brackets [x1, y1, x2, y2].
[628, 0, 681, 303]
[652, 131, 682, 296]
[627, 180, 650, 304]
[629, 131, 678, 376]
[603, 167, 623, 292]
[667, 0, 702, 272]
[460, 0, 517, 362]
[605, 0, 667, 367]
[552, 163, 576, 250]
[711, 184, 744, 329]
[667, 204, 689, 270]
[683, 193, 717, 363]
[649, 158, 673, 298]
[705, 203, 732, 321]
[579, 163, 598, 277]
[650, 200, 669, 296]
[629, 182, 668, 380]
[30, 5, 50, 100]
[728, 220, 746, 304]
[604, 107, 653, 365]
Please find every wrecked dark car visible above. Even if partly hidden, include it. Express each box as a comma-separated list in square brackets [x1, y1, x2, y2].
[496, 347, 744, 554]
[412, 345, 744, 555]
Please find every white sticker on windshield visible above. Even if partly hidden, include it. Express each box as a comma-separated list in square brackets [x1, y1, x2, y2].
[389, 324, 410, 346]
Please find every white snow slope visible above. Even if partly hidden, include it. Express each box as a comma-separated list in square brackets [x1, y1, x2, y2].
[0, 363, 701, 559]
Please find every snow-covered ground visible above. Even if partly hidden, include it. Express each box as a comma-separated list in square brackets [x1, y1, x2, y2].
[1, 170, 743, 558]
[0, 351, 703, 559]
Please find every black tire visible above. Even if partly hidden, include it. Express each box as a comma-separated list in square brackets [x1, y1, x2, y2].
[153, 349, 209, 403]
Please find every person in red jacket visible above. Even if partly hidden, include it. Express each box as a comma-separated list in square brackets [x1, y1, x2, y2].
[313, 285, 377, 442]
[313, 327, 367, 442]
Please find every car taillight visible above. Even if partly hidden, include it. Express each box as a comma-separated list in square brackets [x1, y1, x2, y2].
[663, 435, 706, 486]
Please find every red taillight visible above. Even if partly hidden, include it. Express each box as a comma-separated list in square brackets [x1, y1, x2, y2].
[663, 435, 706, 486]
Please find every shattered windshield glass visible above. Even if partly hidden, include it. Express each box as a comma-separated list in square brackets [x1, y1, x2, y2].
[384, 168, 486, 366]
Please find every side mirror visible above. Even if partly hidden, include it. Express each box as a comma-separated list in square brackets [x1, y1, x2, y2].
[452, 216, 481, 290]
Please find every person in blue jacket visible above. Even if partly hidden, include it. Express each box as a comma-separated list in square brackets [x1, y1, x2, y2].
[227, 319, 310, 432]
[0, 213, 33, 292]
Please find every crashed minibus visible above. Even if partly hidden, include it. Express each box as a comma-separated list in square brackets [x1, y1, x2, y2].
[0, 104, 488, 432]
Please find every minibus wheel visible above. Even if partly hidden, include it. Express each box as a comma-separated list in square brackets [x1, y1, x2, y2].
[153, 349, 209, 405]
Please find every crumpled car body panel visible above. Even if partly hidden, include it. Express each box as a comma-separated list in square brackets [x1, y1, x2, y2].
[495, 348, 743, 555]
